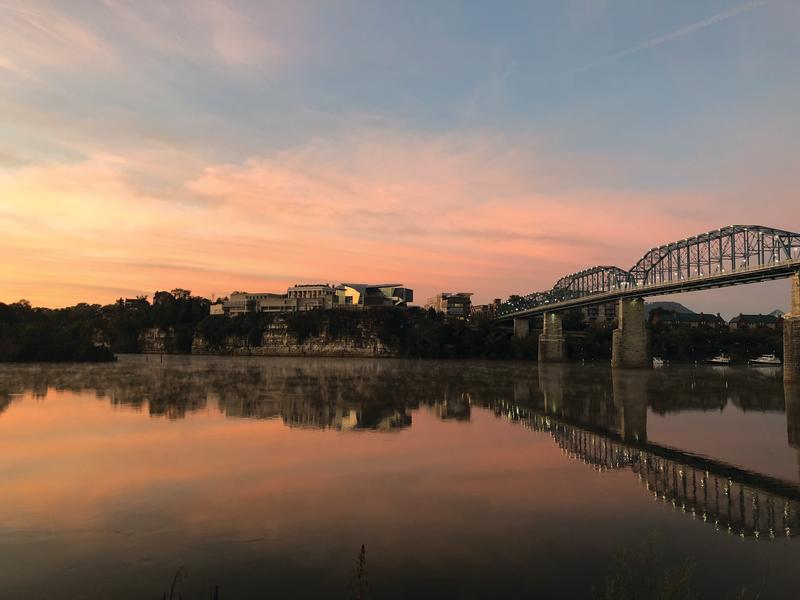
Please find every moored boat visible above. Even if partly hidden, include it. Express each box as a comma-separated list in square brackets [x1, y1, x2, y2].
[748, 353, 781, 366]
[707, 354, 731, 365]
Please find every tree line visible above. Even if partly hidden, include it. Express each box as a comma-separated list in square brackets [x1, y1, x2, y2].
[0, 294, 536, 362]
[0, 291, 209, 362]
[0, 293, 784, 363]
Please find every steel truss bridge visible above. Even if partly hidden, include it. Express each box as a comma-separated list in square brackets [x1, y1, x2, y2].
[494, 400, 800, 541]
[496, 225, 800, 320]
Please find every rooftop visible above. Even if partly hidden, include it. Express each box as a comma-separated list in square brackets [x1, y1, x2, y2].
[728, 314, 781, 324]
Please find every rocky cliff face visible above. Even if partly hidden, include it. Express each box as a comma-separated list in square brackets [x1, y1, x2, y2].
[142, 320, 399, 357]
[140, 328, 173, 353]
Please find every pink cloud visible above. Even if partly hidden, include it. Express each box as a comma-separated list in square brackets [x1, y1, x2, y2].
[0, 2, 114, 75]
[0, 131, 792, 314]
[0, 130, 734, 308]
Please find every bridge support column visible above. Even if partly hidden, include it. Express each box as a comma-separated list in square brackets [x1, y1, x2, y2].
[785, 272, 800, 383]
[611, 297, 651, 369]
[513, 318, 530, 339]
[538, 312, 566, 362]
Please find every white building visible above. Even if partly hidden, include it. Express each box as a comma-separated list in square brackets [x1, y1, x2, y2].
[334, 283, 413, 308]
[287, 284, 336, 299]
[213, 283, 413, 316]
[425, 292, 473, 318]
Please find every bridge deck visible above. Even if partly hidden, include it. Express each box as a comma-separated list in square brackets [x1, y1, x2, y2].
[498, 258, 800, 321]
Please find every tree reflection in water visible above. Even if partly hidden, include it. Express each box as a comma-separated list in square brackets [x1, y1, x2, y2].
[0, 356, 796, 542]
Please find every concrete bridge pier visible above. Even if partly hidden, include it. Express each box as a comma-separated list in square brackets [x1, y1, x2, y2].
[785, 272, 800, 382]
[611, 298, 651, 369]
[538, 312, 567, 362]
[513, 318, 530, 339]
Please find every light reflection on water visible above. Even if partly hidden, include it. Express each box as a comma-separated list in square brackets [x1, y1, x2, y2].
[0, 355, 799, 598]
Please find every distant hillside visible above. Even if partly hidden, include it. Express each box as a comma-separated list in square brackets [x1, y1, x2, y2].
[644, 301, 695, 316]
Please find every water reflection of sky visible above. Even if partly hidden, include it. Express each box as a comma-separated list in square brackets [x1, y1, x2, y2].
[0, 356, 799, 598]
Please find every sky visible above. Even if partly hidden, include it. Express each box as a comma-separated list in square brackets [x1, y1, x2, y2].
[1, 0, 799, 316]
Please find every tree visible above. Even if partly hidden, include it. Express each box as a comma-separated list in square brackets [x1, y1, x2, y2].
[170, 288, 191, 300]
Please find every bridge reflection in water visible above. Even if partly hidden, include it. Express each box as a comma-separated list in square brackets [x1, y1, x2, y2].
[496, 365, 800, 542]
[2, 357, 799, 543]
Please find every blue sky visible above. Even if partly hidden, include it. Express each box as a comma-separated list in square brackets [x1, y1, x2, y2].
[1, 0, 798, 315]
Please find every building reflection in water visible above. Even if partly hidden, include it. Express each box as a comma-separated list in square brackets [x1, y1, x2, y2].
[1, 357, 799, 539]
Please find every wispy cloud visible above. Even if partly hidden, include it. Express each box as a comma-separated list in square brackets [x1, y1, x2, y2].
[574, 0, 768, 73]
[0, 130, 715, 306]
[0, 1, 114, 74]
[99, 0, 287, 69]
[0, 1, 797, 315]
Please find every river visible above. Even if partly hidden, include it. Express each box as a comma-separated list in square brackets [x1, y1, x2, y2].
[1, 355, 799, 598]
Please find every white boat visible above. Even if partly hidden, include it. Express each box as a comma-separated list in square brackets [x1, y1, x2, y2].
[652, 357, 666, 367]
[748, 353, 781, 366]
[707, 354, 731, 365]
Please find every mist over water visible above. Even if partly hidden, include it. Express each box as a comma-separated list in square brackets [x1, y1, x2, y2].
[1, 356, 799, 598]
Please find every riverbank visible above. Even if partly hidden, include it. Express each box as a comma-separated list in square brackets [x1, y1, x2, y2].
[564, 322, 783, 364]
[142, 308, 538, 359]
[0, 299, 536, 362]
[0, 298, 784, 363]
[0, 301, 115, 362]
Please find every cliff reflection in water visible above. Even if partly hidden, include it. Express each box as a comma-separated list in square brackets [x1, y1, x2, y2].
[0, 358, 491, 430]
[0, 356, 798, 541]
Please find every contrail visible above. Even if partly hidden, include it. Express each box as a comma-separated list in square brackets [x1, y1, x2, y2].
[574, 0, 768, 74]
[0, 3, 44, 20]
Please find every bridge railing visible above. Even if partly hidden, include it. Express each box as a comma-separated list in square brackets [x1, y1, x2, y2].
[497, 225, 800, 318]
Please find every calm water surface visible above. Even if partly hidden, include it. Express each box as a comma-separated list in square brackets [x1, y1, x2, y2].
[1, 356, 800, 598]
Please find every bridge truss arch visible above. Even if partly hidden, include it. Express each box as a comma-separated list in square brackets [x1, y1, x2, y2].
[497, 224, 800, 319]
[552, 266, 635, 299]
[629, 225, 800, 287]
